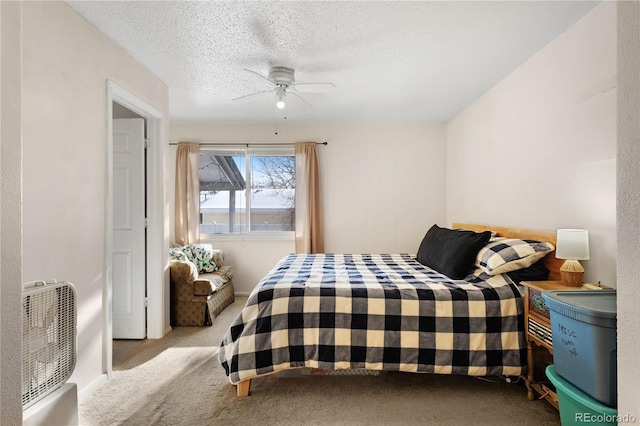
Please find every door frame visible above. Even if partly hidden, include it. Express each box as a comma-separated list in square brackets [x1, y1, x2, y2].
[105, 81, 165, 378]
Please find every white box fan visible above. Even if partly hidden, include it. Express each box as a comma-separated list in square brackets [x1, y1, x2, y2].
[22, 280, 78, 424]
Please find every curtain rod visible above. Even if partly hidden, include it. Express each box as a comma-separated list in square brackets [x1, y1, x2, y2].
[169, 141, 328, 147]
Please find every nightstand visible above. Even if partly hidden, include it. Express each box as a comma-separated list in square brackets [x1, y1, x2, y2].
[521, 280, 578, 409]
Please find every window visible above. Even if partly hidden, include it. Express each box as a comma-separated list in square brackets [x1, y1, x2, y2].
[199, 147, 295, 235]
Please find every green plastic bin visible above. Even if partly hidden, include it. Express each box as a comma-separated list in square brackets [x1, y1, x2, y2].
[546, 365, 618, 426]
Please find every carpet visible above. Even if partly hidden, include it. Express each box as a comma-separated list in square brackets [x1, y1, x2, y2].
[79, 297, 560, 426]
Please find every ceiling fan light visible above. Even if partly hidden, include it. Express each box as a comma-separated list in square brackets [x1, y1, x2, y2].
[275, 86, 286, 109]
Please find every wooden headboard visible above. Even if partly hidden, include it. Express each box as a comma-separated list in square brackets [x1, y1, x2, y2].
[452, 223, 562, 281]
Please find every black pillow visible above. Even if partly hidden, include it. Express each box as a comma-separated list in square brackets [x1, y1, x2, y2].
[416, 224, 492, 280]
[506, 261, 550, 284]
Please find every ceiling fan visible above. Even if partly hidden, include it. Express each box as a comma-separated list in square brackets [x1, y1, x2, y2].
[232, 66, 336, 109]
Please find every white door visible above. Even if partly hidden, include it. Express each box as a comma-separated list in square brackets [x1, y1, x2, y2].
[112, 118, 146, 339]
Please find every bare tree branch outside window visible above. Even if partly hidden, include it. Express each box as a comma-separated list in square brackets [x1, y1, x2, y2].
[252, 156, 295, 231]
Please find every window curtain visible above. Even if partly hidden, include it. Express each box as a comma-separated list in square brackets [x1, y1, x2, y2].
[295, 141, 324, 253]
[175, 142, 200, 245]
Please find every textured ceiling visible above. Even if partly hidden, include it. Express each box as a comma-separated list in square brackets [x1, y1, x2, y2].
[66, 1, 601, 123]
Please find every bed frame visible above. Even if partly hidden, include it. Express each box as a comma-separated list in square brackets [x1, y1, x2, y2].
[234, 223, 561, 397]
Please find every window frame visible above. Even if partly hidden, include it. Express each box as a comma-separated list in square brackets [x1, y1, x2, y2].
[198, 145, 296, 240]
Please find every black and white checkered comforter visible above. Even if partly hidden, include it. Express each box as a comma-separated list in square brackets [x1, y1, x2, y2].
[219, 253, 525, 384]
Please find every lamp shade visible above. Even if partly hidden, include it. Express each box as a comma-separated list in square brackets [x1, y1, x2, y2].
[555, 229, 590, 260]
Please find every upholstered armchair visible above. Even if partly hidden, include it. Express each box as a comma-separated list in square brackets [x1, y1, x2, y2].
[169, 247, 234, 326]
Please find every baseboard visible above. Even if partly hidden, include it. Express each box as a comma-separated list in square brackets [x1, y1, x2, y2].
[163, 325, 173, 336]
[23, 383, 78, 426]
[77, 373, 108, 403]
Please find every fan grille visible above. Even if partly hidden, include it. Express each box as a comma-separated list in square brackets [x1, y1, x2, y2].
[22, 281, 77, 409]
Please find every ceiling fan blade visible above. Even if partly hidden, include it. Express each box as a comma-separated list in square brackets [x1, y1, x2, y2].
[289, 91, 314, 108]
[232, 90, 273, 101]
[243, 68, 274, 86]
[292, 82, 337, 93]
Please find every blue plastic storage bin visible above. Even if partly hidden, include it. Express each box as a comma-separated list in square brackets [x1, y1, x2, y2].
[546, 365, 618, 426]
[542, 290, 617, 407]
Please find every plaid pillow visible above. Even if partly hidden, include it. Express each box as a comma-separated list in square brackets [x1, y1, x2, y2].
[477, 238, 554, 276]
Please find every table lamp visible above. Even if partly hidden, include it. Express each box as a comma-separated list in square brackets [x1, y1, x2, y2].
[555, 229, 590, 287]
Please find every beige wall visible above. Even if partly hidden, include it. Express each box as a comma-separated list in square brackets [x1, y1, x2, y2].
[19, 0, 169, 398]
[448, 1, 640, 416]
[169, 122, 447, 293]
[1, 2, 24, 424]
[447, 2, 617, 287]
[617, 1, 640, 418]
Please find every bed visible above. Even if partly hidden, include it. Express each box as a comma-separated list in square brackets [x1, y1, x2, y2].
[219, 223, 561, 397]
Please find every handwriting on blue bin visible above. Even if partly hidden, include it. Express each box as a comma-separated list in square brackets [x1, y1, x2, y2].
[558, 324, 578, 357]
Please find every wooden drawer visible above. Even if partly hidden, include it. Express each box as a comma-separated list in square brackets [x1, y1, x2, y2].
[528, 317, 553, 347]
